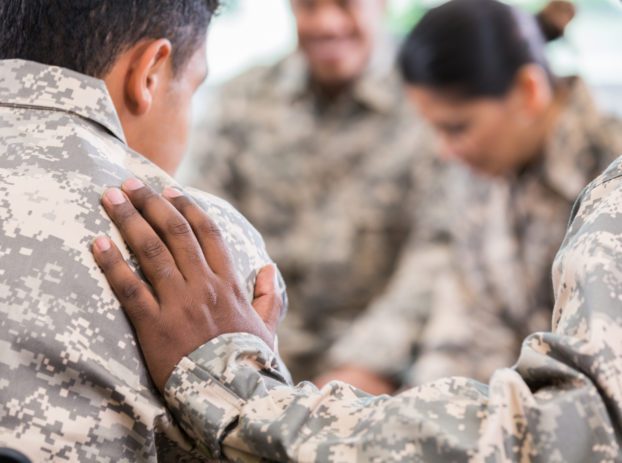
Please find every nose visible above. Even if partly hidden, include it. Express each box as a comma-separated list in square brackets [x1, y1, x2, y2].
[439, 138, 462, 161]
[309, 4, 351, 36]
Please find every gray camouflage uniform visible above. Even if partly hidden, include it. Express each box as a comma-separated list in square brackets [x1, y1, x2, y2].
[188, 52, 432, 382]
[0, 59, 286, 462]
[328, 77, 622, 386]
[163, 139, 622, 462]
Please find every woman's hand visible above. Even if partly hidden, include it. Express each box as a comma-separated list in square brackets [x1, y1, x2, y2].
[92, 179, 281, 392]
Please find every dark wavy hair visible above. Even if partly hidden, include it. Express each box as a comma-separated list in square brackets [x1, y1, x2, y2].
[0, 0, 221, 77]
[399, 0, 556, 99]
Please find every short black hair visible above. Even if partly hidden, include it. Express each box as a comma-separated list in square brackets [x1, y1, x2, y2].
[399, 0, 554, 100]
[0, 1, 221, 78]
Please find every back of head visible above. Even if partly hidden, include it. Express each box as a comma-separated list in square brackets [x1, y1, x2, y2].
[0, 0, 220, 78]
[399, 0, 554, 99]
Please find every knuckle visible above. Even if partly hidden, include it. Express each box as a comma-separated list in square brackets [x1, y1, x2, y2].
[153, 264, 176, 281]
[166, 218, 192, 237]
[140, 238, 167, 260]
[183, 244, 205, 266]
[198, 219, 223, 240]
[200, 285, 218, 307]
[230, 282, 246, 302]
[119, 280, 143, 302]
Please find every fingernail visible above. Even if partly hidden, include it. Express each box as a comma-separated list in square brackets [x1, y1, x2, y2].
[163, 186, 184, 199]
[123, 178, 144, 191]
[105, 188, 126, 205]
[94, 237, 111, 252]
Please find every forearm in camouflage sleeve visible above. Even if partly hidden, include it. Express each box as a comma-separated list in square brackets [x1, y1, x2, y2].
[164, 330, 617, 462]
[163, 166, 622, 462]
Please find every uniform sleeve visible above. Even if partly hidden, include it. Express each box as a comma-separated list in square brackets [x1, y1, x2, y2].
[163, 172, 622, 462]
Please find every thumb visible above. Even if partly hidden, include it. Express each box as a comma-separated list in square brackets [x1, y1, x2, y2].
[252, 264, 281, 334]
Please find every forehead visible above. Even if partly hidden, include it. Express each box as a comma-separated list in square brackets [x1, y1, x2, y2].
[291, 0, 382, 10]
[407, 86, 501, 119]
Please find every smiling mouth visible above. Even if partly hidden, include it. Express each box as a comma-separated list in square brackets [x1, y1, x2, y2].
[304, 38, 357, 62]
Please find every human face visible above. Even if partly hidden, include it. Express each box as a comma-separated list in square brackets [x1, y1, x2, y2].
[127, 41, 208, 175]
[407, 85, 535, 177]
[291, 0, 384, 88]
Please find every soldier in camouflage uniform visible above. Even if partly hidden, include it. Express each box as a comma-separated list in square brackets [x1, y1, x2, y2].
[0, 1, 286, 461]
[188, 0, 427, 383]
[325, 75, 622, 389]
[96, 104, 622, 463]
[189, 0, 580, 385]
[318, 0, 622, 391]
[93, 1, 622, 460]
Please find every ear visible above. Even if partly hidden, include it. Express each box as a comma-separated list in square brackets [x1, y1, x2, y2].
[125, 39, 173, 116]
[513, 64, 553, 116]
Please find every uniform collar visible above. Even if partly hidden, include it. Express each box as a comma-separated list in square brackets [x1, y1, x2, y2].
[539, 77, 604, 201]
[0, 59, 126, 144]
[276, 38, 399, 115]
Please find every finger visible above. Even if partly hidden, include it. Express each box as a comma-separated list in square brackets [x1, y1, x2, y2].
[92, 236, 159, 324]
[121, 179, 209, 282]
[102, 187, 183, 293]
[163, 187, 234, 278]
[251, 264, 281, 334]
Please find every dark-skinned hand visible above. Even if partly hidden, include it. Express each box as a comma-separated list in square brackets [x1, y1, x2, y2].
[92, 179, 281, 392]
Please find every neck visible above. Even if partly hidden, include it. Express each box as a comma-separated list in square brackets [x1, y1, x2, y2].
[310, 76, 356, 103]
[522, 84, 568, 165]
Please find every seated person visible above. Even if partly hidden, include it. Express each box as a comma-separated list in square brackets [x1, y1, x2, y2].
[320, 0, 622, 393]
[94, 125, 622, 461]
[189, 0, 428, 383]
[188, 0, 580, 385]
[0, 1, 285, 460]
[91, 1, 622, 461]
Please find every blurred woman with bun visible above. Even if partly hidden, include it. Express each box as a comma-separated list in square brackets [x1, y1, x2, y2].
[322, 0, 622, 395]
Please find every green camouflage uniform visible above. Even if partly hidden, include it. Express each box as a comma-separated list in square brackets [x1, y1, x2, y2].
[188, 52, 432, 382]
[164, 149, 622, 462]
[0, 59, 286, 462]
[328, 78, 622, 386]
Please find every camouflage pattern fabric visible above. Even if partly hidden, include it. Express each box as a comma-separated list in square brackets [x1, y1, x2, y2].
[164, 152, 622, 462]
[0, 59, 286, 462]
[328, 77, 622, 386]
[188, 52, 434, 382]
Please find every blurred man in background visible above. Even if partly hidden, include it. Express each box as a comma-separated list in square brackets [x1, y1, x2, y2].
[190, 0, 432, 383]
[190, 0, 583, 386]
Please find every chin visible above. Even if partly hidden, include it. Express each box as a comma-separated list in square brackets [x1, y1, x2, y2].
[312, 67, 361, 89]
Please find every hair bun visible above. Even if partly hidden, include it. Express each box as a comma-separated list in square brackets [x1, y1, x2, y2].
[536, 0, 576, 42]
